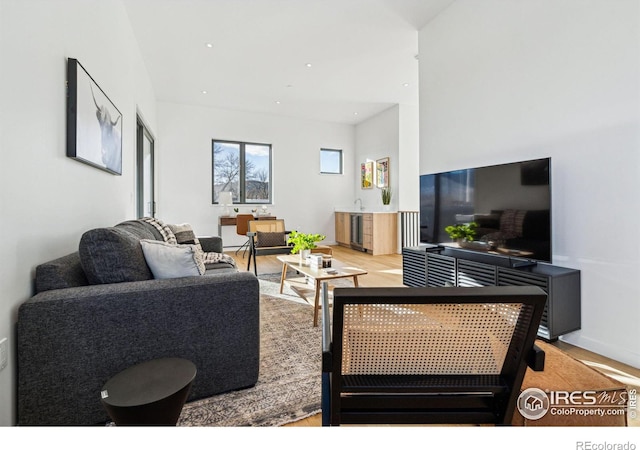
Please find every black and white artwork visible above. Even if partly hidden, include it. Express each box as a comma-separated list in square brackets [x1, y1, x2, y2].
[66, 58, 122, 175]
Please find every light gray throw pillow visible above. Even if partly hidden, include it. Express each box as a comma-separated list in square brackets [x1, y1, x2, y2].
[140, 239, 206, 279]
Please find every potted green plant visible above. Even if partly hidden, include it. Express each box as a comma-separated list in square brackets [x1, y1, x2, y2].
[381, 188, 391, 209]
[288, 230, 326, 264]
[444, 222, 477, 243]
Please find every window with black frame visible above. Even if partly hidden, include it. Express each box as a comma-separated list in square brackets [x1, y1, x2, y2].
[212, 140, 272, 204]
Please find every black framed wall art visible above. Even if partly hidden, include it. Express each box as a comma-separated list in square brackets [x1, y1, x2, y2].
[66, 58, 122, 175]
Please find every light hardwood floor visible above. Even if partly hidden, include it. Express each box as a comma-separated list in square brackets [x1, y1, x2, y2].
[229, 245, 640, 427]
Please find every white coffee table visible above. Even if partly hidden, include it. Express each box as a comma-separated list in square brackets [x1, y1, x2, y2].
[276, 254, 367, 327]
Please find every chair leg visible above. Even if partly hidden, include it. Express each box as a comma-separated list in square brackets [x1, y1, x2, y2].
[235, 239, 249, 256]
[321, 372, 331, 426]
[253, 251, 258, 276]
[246, 240, 258, 276]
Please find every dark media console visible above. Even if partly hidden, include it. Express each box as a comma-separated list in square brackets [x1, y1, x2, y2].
[402, 245, 581, 341]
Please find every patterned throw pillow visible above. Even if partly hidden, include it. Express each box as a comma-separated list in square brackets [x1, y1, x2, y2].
[168, 223, 198, 245]
[168, 222, 238, 268]
[256, 231, 286, 248]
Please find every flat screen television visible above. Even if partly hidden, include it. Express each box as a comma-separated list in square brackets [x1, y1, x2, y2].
[419, 157, 551, 263]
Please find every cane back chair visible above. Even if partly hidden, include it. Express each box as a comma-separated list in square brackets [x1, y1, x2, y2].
[246, 219, 292, 275]
[321, 285, 547, 426]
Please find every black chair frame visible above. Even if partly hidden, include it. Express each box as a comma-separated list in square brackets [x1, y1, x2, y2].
[321, 284, 547, 426]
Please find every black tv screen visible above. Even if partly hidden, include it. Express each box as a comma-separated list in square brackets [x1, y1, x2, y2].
[419, 158, 551, 263]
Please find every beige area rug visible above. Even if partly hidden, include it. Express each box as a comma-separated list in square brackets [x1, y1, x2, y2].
[177, 287, 322, 427]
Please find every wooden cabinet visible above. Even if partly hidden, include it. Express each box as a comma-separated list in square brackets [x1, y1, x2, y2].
[335, 212, 350, 246]
[362, 213, 397, 255]
[335, 212, 398, 255]
[402, 245, 581, 341]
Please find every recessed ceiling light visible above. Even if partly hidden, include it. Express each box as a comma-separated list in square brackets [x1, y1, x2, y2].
[354, 112, 359, 116]
[275, 101, 281, 104]
[205, 43, 213, 48]
[201, 90, 208, 94]
[305, 63, 312, 68]
[403, 83, 410, 87]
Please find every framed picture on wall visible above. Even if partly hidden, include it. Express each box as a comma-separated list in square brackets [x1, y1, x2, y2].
[361, 161, 374, 189]
[376, 157, 389, 188]
[66, 58, 122, 175]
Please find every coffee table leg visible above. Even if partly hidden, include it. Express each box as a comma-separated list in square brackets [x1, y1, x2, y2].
[279, 263, 287, 294]
[313, 279, 321, 327]
[353, 275, 359, 287]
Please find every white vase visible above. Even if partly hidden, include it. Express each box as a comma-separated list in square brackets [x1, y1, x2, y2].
[300, 249, 311, 265]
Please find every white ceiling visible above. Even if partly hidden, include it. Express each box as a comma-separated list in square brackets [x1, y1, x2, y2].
[123, 0, 455, 125]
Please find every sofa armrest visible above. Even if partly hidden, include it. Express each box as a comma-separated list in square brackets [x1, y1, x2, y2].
[17, 271, 259, 425]
[198, 235, 223, 253]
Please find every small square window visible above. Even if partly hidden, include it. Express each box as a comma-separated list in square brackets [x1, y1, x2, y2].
[320, 148, 343, 174]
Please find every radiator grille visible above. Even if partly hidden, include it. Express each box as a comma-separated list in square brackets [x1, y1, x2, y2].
[400, 211, 420, 248]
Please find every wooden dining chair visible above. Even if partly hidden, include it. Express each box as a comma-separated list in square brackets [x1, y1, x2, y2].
[235, 214, 254, 257]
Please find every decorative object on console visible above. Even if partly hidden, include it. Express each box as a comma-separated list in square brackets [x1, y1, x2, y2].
[376, 157, 389, 188]
[218, 191, 233, 216]
[66, 58, 122, 175]
[361, 161, 374, 189]
[444, 222, 477, 243]
[381, 187, 391, 207]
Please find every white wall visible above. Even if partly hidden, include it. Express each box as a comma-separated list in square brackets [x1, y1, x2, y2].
[155, 102, 355, 246]
[354, 104, 420, 252]
[0, 0, 157, 425]
[419, 0, 640, 367]
[398, 103, 420, 212]
[354, 106, 400, 211]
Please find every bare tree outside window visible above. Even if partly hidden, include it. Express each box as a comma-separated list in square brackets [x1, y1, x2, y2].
[212, 140, 272, 204]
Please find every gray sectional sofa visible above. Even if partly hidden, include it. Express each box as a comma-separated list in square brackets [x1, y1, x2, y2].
[17, 218, 260, 426]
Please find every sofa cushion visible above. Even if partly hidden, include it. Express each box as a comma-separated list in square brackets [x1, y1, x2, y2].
[256, 231, 287, 247]
[79, 227, 153, 284]
[140, 239, 206, 279]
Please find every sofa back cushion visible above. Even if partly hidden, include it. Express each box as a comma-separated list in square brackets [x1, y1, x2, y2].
[35, 252, 89, 293]
[79, 227, 153, 284]
[115, 219, 163, 241]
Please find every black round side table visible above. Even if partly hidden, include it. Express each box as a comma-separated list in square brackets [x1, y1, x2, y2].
[100, 357, 197, 426]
